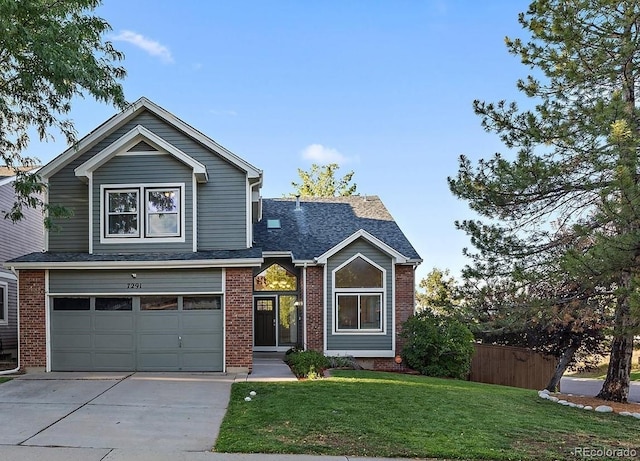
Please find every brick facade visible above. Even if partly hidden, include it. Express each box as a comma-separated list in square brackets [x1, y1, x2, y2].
[304, 265, 324, 352]
[225, 267, 254, 372]
[19, 270, 46, 371]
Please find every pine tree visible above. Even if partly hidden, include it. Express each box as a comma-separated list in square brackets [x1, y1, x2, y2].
[449, 0, 640, 402]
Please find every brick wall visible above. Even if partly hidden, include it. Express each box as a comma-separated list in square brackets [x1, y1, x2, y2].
[225, 267, 253, 372]
[382, 264, 416, 372]
[19, 270, 46, 370]
[305, 265, 324, 352]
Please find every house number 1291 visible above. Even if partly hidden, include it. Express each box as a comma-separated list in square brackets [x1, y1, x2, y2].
[126, 283, 142, 289]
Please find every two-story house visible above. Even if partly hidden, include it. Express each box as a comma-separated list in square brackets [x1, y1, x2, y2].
[7, 98, 421, 373]
[0, 168, 45, 365]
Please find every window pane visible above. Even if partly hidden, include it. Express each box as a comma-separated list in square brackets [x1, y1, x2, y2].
[335, 257, 383, 288]
[108, 215, 138, 235]
[183, 296, 221, 310]
[337, 295, 358, 330]
[254, 264, 297, 291]
[147, 213, 178, 236]
[140, 297, 178, 311]
[108, 191, 137, 212]
[147, 190, 179, 213]
[95, 298, 132, 311]
[53, 297, 90, 311]
[360, 295, 381, 329]
[278, 295, 298, 346]
[256, 299, 273, 311]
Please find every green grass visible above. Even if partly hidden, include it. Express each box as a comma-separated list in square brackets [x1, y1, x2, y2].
[0, 377, 11, 384]
[215, 371, 639, 460]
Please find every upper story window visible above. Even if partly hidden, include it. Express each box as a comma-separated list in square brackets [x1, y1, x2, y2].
[333, 255, 385, 333]
[254, 264, 297, 291]
[101, 183, 184, 243]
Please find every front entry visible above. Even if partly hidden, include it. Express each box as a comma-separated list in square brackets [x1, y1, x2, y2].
[254, 297, 276, 346]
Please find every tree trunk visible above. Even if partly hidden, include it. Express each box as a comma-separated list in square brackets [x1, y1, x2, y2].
[545, 338, 580, 392]
[596, 333, 634, 402]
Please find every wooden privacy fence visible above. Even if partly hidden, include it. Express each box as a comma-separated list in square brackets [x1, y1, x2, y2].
[469, 343, 558, 390]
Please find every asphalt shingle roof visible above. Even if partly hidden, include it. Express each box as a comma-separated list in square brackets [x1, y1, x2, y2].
[9, 248, 262, 264]
[254, 196, 421, 262]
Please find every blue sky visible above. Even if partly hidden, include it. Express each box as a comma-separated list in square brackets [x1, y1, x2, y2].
[27, 1, 533, 284]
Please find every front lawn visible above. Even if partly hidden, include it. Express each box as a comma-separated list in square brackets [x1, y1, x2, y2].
[215, 371, 639, 460]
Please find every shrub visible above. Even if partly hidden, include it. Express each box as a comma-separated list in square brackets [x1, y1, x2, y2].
[400, 310, 474, 379]
[326, 355, 362, 370]
[284, 350, 330, 379]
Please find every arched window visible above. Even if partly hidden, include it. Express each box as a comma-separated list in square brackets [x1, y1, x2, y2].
[254, 264, 297, 291]
[334, 255, 384, 332]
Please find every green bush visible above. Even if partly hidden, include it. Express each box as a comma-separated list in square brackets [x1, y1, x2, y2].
[284, 350, 330, 379]
[400, 310, 474, 379]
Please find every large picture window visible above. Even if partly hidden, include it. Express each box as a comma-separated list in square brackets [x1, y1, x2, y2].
[102, 184, 183, 242]
[333, 255, 385, 333]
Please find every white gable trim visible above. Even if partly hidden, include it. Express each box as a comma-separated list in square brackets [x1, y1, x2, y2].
[74, 125, 208, 183]
[315, 229, 409, 264]
[40, 97, 262, 180]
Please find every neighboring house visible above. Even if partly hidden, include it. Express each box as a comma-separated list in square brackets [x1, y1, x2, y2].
[7, 97, 422, 373]
[0, 168, 44, 360]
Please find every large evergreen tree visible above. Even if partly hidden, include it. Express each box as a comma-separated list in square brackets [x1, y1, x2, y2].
[1, 0, 127, 223]
[449, 0, 640, 402]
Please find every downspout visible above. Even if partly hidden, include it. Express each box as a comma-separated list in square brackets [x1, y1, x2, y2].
[0, 267, 21, 375]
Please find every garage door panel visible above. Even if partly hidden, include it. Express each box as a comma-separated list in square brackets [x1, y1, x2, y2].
[182, 332, 222, 349]
[95, 333, 135, 349]
[94, 314, 134, 331]
[138, 333, 180, 349]
[182, 313, 222, 330]
[94, 352, 136, 370]
[181, 352, 223, 370]
[52, 333, 92, 349]
[52, 314, 91, 330]
[138, 353, 180, 370]
[138, 314, 179, 331]
[52, 352, 92, 370]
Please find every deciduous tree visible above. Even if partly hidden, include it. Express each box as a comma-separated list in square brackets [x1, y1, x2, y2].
[1, 0, 127, 224]
[291, 163, 357, 197]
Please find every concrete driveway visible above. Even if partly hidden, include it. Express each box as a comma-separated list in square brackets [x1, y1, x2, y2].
[0, 372, 234, 452]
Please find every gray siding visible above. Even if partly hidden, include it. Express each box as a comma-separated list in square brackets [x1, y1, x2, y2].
[0, 181, 45, 259]
[0, 273, 17, 351]
[49, 268, 223, 294]
[326, 239, 394, 352]
[0, 180, 44, 352]
[48, 109, 249, 252]
[92, 154, 194, 253]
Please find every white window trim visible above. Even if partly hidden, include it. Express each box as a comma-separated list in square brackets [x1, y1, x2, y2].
[0, 281, 8, 325]
[100, 183, 186, 244]
[104, 188, 140, 238]
[332, 253, 387, 335]
[145, 187, 181, 238]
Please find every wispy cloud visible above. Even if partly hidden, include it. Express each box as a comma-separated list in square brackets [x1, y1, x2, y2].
[301, 144, 349, 164]
[209, 109, 238, 117]
[112, 30, 173, 63]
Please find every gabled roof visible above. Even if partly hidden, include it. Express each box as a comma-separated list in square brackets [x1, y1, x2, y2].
[254, 196, 422, 265]
[74, 125, 208, 183]
[39, 97, 262, 181]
